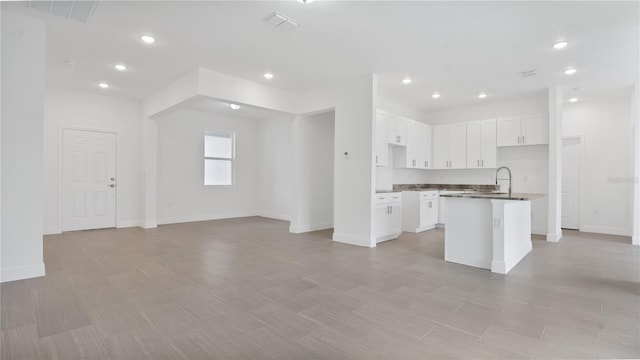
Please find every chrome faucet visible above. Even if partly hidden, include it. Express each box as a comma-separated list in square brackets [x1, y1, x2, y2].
[495, 166, 512, 196]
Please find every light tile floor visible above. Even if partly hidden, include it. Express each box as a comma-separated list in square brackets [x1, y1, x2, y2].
[2, 217, 638, 359]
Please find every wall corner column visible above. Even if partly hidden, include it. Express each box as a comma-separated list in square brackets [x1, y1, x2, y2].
[547, 87, 563, 242]
[142, 117, 157, 228]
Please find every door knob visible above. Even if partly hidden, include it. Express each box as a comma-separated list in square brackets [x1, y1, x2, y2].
[108, 184, 115, 188]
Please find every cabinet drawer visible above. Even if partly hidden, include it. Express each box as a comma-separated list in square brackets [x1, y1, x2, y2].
[420, 191, 438, 200]
[388, 193, 402, 204]
[374, 194, 389, 204]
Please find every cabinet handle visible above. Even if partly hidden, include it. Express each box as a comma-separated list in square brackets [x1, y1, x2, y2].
[376, 155, 378, 164]
[424, 161, 427, 168]
[482, 159, 484, 167]
[477, 160, 480, 167]
[517, 136, 520, 144]
[429, 201, 432, 208]
[523, 136, 525, 144]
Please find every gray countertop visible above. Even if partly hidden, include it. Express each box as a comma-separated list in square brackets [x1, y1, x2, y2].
[393, 183, 499, 192]
[440, 192, 545, 201]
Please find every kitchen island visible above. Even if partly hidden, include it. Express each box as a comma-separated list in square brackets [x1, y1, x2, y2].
[440, 192, 543, 274]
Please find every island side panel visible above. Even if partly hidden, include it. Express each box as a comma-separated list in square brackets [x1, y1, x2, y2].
[444, 197, 493, 270]
[491, 200, 533, 274]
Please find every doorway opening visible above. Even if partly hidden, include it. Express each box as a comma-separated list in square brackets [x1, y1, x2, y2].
[561, 136, 583, 230]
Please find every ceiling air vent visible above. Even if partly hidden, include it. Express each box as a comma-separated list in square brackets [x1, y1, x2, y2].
[26, 1, 98, 23]
[265, 12, 298, 31]
[519, 69, 538, 78]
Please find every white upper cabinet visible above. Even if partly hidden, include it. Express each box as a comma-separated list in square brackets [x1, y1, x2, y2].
[387, 114, 408, 146]
[393, 119, 431, 169]
[521, 114, 548, 145]
[497, 114, 548, 147]
[432, 124, 449, 169]
[433, 122, 467, 169]
[449, 122, 467, 168]
[421, 124, 433, 169]
[375, 110, 388, 167]
[466, 119, 497, 168]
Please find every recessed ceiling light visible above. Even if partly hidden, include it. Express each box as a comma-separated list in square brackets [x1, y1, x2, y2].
[553, 41, 568, 49]
[98, 82, 109, 89]
[263, 73, 274, 80]
[569, 97, 578, 102]
[140, 35, 156, 44]
[114, 64, 127, 71]
[564, 68, 577, 75]
[64, 60, 75, 67]
[297, 0, 314, 3]
[432, 92, 441, 99]
[229, 104, 241, 110]
[402, 78, 412, 85]
[478, 92, 487, 99]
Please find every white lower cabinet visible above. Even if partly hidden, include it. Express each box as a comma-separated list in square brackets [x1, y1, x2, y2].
[374, 192, 402, 243]
[401, 191, 438, 233]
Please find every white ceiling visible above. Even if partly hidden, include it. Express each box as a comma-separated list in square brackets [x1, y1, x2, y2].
[4, 1, 638, 113]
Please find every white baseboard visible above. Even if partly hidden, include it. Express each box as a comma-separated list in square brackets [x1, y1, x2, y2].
[289, 222, 333, 234]
[546, 231, 562, 242]
[1, 263, 46, 283]
[332, 232, 374, 248]
[157, 212, 255, 226]
[531, 226, 547, 236]
[117, 220, 143, 229]
[580, 225, 631, 237]
[43, 226, 60, 235]
[143, 220, 158, 229]
[255, 211, 290, 222]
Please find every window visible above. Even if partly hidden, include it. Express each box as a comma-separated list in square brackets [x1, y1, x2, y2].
[204, 129, 234, 185]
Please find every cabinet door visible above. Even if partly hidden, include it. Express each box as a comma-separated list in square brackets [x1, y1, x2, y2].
[432, 124, 449, 169]
[419, 200, 429, 227]
[522, 114, 548, 145]
[466, 120, 482, 168]
[497, 117, 521, 147]
[389, 203, 402, 235]
[396, 118, 408, 146]
[405, 121, 419, 168]
[480, 119, 497, 168]
[374, 203, 389, 237]
[438, 197, 446, 224]
[449, 122, 467, 169]
[426, 199, 438, 226]
[375, 112, 388, 166]
[387, 114, 398, 144]
[423, 125, 432, 169]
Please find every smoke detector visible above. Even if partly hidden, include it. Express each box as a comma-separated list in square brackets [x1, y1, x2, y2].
[519, 69, 538, 78]
[265, 12, 298, 31]
[26, 1, 98, 23]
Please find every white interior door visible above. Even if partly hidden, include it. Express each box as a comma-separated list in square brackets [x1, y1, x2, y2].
[562, 137, 581, 230]
[62, 129, 117, 231]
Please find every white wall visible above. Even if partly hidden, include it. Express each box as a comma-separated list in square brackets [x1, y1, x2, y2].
[290, 111, 335, 233]
[1, 11, 46, 282]
[257, 115, 294, 221]
[156, 108, 259, 224]
[298, 75, 376, 247]
[563, 96, 633, 236]
[43, 87, 143, 233]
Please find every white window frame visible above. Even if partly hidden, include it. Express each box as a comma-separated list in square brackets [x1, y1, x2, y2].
[204, 129, 235, 186]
